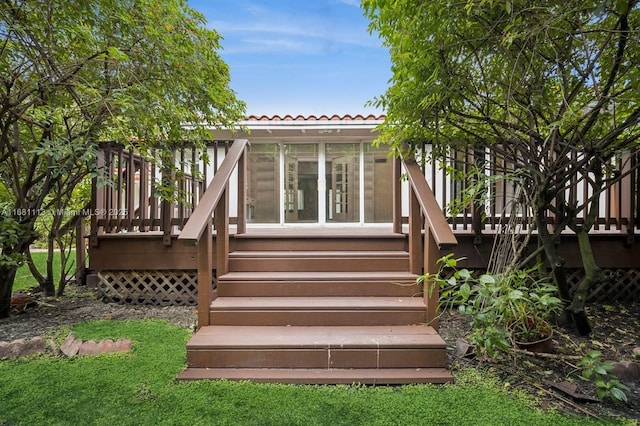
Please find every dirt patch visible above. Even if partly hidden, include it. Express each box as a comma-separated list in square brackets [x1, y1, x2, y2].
[0, 285, 196, 342]
[1, 284, 638, 421]
[440, 304, 640, 422]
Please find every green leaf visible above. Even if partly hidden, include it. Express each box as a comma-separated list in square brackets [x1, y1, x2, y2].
[610, 387, 628, 403]
[458, 269, 472, 279]
[459, 282, 471, 300]
[507, 289, 524, 300]
[478, 275, 495, 285]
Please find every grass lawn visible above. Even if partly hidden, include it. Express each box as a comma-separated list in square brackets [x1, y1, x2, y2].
[0, 320, 629, 426]
[13, 250, 76, 293]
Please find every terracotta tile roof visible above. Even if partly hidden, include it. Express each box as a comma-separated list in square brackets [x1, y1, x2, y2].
[246, 114, 385, 122]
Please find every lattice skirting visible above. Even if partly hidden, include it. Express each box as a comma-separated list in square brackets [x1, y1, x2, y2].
[567, 268, 640, 303]
[98, 270, 197, 306]
[453, 268, 640, 303]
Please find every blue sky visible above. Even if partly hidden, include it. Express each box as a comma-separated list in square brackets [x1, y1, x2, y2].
[188, 0, 390, 116]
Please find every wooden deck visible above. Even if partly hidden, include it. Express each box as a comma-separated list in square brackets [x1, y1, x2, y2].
[85, 140, 640, 384]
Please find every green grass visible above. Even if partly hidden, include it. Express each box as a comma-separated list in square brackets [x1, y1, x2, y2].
[13, 250, 76, 292]
[0, 320, 631, 426]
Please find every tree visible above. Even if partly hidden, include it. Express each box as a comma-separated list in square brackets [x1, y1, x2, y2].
[0, 0, 245, 318]
[364, 0, 640, 333]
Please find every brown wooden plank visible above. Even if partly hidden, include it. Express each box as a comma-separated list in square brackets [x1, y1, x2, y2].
[188, 325, 443, 349]
[177, 368, 454, 384]
[88, 235, 199, 270]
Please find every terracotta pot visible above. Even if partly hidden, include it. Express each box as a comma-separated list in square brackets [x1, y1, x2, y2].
[513, 330, 554, 353]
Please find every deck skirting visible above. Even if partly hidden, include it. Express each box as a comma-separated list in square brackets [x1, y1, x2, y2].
[97, 270, 198, 306]
[92, 266, 640, 306]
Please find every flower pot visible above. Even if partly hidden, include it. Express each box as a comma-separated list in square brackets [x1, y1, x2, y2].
[508, 319, 554, 353]
[513, 329, 554, 353]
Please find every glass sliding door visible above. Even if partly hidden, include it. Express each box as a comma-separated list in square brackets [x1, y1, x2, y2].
[326, 143, 360, 222]
[284, 144, 318, 223]
[245, 141, 394, 225]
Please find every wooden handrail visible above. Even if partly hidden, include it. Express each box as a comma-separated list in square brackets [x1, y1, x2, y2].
[178, 139, 249, 245]
[401, 156, 457, 331]
[177, 138, 248, 328]
[403, 158, 458, 249]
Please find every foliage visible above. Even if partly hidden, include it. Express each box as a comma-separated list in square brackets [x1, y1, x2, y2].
[0, 319, 621, 425]
[422, 254, 561, 358]
[364, 0, 640, 158]
[0, 215, 24, 269]
[364, 0, 640, 331]
[0, 0, 245, 313]
[578, 350, 630, 404]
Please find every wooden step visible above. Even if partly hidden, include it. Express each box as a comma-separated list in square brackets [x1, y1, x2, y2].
[217, 271, 421, 297]
[185, 325, 446, 369]
[228, 250, 409, 272]
[231, 232, 407, 252]
[178, 368, 454, 384]
[209, 297, 428, 326]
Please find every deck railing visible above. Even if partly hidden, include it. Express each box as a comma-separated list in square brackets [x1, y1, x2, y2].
[394, 156, 458, 329]
[177, 139, 249, 327]
[422, 145, 639, 242]
[90, 141, 239, 245]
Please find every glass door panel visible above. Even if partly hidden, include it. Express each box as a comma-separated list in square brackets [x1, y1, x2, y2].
[364, 143, 393, 222]
[326, 143, 359, 222]
[247, 143, 280, 223]
[284, 144, 318, 223]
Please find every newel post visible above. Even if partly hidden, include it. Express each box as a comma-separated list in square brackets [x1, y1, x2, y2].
[392, 156, 402, 234]
[423, 223, 440, 331]
[236, 149, 247, 235]
[214, 186, 229, 275]
[197, 217, 213, 328]
[408, 187, 422, 274]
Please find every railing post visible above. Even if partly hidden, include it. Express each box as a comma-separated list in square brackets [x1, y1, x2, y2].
[620, 152, 634, 244]
[424, 223, 440, 331]
[196, 217, 213, 328]
[75, 216, 86, 285]
[162, 150, 176, 246]
[393, 156, 402, 234]
[215, 186, 229, 275]
[408, 187, 422, 274]
[90, 146, 105, 246]
[237, 149, 247, 235]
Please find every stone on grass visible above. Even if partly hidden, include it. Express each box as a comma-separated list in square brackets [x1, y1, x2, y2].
[60, 334, 132, 357]
[0, 340, 18, 359]
[21, 336, 46, 356]
[60, 334, 82, 357]
[633, 347, 640, 359]
[112, 339, 132, 353]
[0, 337, 46, 359]
[78, 340, 100, 356]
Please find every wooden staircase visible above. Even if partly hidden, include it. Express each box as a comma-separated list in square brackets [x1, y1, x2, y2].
[178, 231, 452, 384]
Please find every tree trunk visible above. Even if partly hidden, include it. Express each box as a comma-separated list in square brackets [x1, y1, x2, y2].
[42, 233, 56, 297]
[571, 229, 605, 334]
[0, 266, 18, 318]
[536, 207, 592, 334]
[535, 208, 571, 302]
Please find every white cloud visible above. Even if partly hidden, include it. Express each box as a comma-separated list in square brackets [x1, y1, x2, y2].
[333, 0, 362, 6]
[210, 1, 378, 55]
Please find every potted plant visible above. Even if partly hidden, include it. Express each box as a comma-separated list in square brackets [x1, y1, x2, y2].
[498, 268, 562, 352]
[423, 254, 562, 357]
